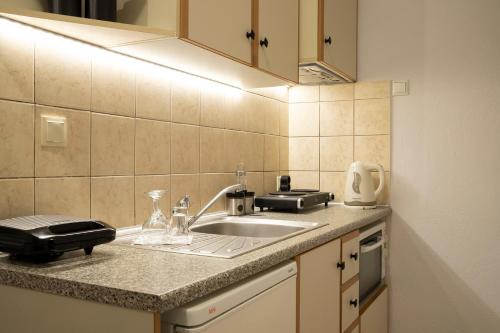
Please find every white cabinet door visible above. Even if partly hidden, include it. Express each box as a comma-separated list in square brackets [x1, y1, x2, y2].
[177, 277, 296, 333]
[360, 288, 388, 333]
[341, 280, 360, 332]
[342, 231, 360, 283]
[298, 239, 341, 333]
[323, 0, 357, 79]
[187, 0, 253, 64]
[258, 0, 299, 82]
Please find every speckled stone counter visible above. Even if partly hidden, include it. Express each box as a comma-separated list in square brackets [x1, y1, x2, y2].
[0, 204, 390, 313]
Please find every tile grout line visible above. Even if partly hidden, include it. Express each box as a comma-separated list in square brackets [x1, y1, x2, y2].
[89, 53, 94, 220]
[32, 36, 36, 215]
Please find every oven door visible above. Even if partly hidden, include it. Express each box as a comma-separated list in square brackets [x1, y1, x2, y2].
[359, 223, 386, 303]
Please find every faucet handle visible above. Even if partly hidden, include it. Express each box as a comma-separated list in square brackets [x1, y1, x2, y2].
[176, 194, 190, 209]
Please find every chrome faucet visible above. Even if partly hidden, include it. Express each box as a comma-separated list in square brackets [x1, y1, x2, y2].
[187, 184, 243, 228]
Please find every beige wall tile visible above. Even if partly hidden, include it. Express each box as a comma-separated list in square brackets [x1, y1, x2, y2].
[289, 137, 319, 171]
[264, 172, 279, 194]
[289, 171, 319, 190]
[35, 177, 90, 217]
[264, 99, 280, 135]
[320, 101, 354, 136]
[135, 119, 170, 175]
[354, 135, 391, 170]
[91, 176, 135, 228]
[91, 113, 135, 176]
[247, 172, 264, 196]
[289, 86, 319, 103]
[171, 82, 200, 125]
[35, 37, 92, 110]
[320, 172, 346, 203]
[320, 136, 354, 171]
[225, 94, 248, 131]
[35, 106, 90, 177]
[354, 98, 391, 135]
[0, 100, 34, 178]
[223, 130, 246, 172]
[289, 103, 319, 137]
[0, 28, 34, 102]
[136, 64, 171, 121]
[171, 124, 200, 174]
[264, 135, 280, 171]
[135, 175, 171, 226]
[91, 51, 135, 117]
[279, 102, 289, 136]
[171, 174, 200, 213]
[354, 81, 391, 100]
[200, 173, 233, 212]
[279, 137, 289, 171]
[200, 127, 225, 173]
[200, 90, 225, 128]
[0, 178, 34, 219]
[320, 84, 354, 101]
[244, 133, 264, 172]
[247, 94, 266, 134]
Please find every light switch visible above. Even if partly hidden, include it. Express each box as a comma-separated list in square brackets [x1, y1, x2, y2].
[392, 80, 409, 96]
[41, 115, 67, 147]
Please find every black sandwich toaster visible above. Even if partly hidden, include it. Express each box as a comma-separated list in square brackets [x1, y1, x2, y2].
[0, 215, 116, 260]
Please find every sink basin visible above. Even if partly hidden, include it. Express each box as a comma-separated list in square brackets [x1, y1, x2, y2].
[190, 221, 305, 238]
[112, 214, 326, 258]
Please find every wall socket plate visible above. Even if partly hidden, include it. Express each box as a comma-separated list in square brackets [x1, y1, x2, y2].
[392, 80, 409, 96]
[41, 115, 67, 147]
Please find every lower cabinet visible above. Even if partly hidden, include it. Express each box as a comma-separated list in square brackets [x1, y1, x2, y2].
[360, 287, 388, 333]
[297, 238, 341, 333]
[297, 229, 387, 333]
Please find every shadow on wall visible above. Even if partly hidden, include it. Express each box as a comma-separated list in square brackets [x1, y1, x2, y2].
[388, 210, 500, 332]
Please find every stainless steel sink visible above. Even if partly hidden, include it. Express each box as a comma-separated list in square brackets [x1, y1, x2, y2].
[190, 220, 305, 238]
[112, 214, 326, 258]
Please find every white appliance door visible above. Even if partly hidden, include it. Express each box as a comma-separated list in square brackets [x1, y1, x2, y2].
[176, 276, 296, 333]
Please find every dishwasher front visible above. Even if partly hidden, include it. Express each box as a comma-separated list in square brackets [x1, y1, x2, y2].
[162, 261, 297, 333]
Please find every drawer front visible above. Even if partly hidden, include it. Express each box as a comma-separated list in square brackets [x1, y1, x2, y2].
[341, 280, 359, 332]
[342, 232, 360, 284]
[360, 287, 388, 333]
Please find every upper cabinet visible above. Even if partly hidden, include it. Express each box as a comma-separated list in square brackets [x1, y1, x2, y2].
[299, 0, 357, 83]
[183, 0, 253, 65]
[257, 0, 299, 82]
[0, 0, 299, 88]
[323, 0, 357, 78]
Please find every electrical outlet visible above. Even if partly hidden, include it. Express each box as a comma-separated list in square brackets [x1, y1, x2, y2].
[392, 80, 409, 96]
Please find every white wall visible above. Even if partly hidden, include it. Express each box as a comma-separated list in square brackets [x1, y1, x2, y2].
[357, 0, 500, 332]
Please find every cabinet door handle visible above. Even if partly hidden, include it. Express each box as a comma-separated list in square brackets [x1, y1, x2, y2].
[325, 36, 332, 45]
[246, 30, 255, 40]
[337, 261, 345, 270]
[350, 299, 358, 308]
[350, 252, 358, 261]
[260, 37, 269, 48]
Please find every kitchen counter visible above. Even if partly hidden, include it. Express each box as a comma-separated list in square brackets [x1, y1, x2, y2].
[0, 204, 390, 313]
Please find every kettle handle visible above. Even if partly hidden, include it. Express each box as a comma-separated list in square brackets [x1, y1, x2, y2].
[364, 162, 385, 198]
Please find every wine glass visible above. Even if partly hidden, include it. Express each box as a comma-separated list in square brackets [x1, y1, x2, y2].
[135, 189, 169, 245]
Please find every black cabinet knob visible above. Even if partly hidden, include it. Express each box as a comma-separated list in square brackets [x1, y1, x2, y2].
[260, 37, 269, 48]
[325, 36, 332, 45]
[350, 252, 358, 261]
[246, 30, 255, 40]
[337, 261, 345, 270]
[350, 299, 358, 308]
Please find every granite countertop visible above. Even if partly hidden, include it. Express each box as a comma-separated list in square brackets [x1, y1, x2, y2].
[0, 204, 391, 313]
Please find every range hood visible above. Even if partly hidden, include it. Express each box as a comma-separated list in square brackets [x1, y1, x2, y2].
[299, 62, 350, 85]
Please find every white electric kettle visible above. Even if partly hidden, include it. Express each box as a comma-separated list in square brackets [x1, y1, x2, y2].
[344, 161, 385, 209]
